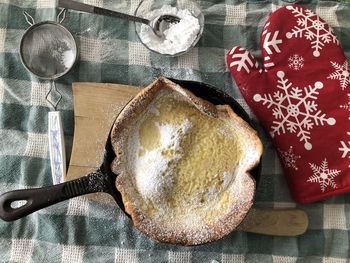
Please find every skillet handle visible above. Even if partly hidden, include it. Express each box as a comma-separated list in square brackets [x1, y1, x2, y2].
[0, 170, 108, 221]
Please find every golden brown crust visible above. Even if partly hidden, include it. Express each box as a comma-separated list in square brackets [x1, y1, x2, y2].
[111, 77, 262, 245]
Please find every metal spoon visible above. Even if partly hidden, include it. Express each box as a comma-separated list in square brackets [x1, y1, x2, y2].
[58, 0, 180, 37]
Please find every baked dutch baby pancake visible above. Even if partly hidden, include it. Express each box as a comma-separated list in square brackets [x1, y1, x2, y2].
[111, 77, 263, 245]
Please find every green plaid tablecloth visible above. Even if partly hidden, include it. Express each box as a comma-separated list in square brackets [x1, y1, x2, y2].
[1, 0, 350, 262]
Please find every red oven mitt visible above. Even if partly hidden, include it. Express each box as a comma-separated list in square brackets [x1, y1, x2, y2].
[227, 5, 350, 203]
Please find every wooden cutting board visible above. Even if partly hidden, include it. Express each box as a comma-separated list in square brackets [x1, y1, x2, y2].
[67, 82, 308, 236]
[67, 82, 139, 204]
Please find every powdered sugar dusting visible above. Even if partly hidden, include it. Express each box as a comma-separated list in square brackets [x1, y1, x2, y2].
[128, 115, 192, 201]
[61, 49, 75, 70]
[116, 84, 260, 245]
[125, 92, 241, 240]
[138, 5, 201, 55]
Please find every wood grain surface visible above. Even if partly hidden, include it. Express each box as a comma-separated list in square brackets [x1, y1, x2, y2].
[67, 82, 139, 203]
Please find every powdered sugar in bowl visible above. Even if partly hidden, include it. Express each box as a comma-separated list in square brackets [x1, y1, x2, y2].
[135, 0, 204, 56]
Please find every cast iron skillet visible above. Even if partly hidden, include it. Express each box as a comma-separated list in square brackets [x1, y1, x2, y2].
[0, 79, 261, 222]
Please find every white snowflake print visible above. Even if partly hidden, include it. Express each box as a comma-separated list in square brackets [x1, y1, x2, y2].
[340, 93, 350, 120]
[339, 96, 350, 167]
[339, 139, 350, 168]
[285, 5, 339, 57]
[262, 21, 283, 70]
[288, 54, 304, 70]
[263, 31, 282, 55]
[253, 71, 336, 150]
[307, 158, 341, 192]
[327, 61, 350, 90]
[278, 146, 301, 170]
[228, 46, 262, 74]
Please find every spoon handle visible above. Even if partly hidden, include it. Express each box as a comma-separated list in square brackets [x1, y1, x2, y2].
[58, 0, 149, 25]
[0, 170, 109, 221]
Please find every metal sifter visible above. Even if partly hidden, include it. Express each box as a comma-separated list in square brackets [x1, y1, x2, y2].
[20, 9, 78, 185]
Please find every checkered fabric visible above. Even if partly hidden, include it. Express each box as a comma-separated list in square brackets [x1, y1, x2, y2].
[0, 0, 350, 262]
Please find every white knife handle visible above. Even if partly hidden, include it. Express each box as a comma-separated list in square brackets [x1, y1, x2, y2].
[48, 111, 66, 184]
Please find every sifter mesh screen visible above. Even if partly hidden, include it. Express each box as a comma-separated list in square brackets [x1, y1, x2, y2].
[21, 22, 77, 79]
